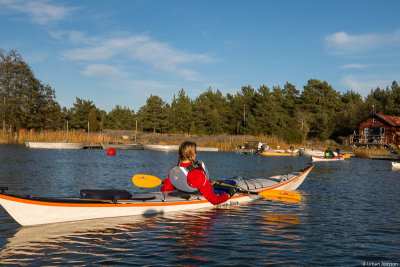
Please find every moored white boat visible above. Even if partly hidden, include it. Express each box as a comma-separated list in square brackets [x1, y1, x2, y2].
[392, 161, 400, 168]
[0, 165, 313, 226]
[143, 144, 218, 152]
[197, 146, 219, 152]
[311, 156, 344, 162]
[143, 144, 180, 151]
[26, 142, 86, 149]
[299, 148, 325, 157]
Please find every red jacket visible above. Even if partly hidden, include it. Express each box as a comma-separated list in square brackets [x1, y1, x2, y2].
[160, 162, 229, 205]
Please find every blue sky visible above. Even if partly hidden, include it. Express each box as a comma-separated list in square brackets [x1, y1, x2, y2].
[1, 0, 400, 112]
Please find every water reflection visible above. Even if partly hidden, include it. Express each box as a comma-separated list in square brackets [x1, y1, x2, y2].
[0, 209, 238, 265]
[1, 146, 400, 265]
[260, 213, 301, 247]
[264, 213, 300, 226]
[0, 216, 137, 263]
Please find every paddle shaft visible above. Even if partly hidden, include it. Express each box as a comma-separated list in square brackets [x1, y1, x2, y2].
[237, 190, 259, 195]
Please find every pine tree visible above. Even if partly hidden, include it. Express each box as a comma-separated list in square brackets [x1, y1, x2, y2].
[171, 89, 192, 134]
[105, 105, 135, 130]
[138, 94, 166, 133]
[69, 97, 97, 130]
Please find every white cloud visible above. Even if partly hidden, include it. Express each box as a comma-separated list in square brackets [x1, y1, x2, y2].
[124, 80, 173, 91]
[49, 30, 97, 45]
[0, 0, 77, 25]
[62, 34, 216, 81]
[82, 64, 127, 78]
[62, 35, 149, 61]
[341, 63, 368, 69]
[325, 30, 400, 55]
[341, 75, 392, 96]
[24, 51, 51, 63]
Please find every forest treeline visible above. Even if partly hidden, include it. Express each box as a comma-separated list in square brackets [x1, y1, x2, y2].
[1, 48, 400, 143]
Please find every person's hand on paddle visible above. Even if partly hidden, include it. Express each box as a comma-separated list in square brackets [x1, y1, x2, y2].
[226, 187, 237, 198]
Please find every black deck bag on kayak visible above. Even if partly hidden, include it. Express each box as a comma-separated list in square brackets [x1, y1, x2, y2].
[212, 180, 237, 195]
[80, 189, 132, 203]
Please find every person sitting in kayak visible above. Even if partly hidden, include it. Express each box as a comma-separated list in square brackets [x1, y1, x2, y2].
[161, 141, 235, 205]
[325, 148, 334, 158]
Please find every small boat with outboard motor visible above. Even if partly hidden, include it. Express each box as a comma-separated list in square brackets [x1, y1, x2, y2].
[259, 150, 298, 156]
[235, 141, 266, 155]
[259, 145, 298, 156]
[0, 165, 313, 226]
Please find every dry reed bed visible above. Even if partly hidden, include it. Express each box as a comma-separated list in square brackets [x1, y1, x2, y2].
[0, 131, 331, 152]
[354, 148, 391, 158]
[0, 130, 119, 144]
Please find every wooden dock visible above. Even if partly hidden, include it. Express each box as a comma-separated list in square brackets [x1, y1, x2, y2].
[83, 143, 102, 149]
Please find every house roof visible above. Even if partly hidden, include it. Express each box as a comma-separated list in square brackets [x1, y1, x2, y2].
[375, 113, 400, 127]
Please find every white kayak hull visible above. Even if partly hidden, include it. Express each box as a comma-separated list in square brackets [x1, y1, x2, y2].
[0, 165, 313, 226]
[311, 156, 344, 162]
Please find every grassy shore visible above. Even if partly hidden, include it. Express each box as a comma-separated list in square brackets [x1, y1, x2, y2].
[3, 130, 398, 156]
[1, 130, 325, 152]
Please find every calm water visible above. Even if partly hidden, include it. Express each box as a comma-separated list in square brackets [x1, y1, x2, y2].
[0, 144, 399, 266]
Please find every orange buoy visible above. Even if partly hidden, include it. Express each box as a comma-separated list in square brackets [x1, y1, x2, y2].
[107, 148, 116, 156]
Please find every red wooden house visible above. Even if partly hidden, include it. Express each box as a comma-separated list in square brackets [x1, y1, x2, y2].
[350, 113, 400, 147]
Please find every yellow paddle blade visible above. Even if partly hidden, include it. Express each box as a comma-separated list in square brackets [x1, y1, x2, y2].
[132, 174, 162, 188]
[341, 154, 350, 159]
[259, 190, 301, 203]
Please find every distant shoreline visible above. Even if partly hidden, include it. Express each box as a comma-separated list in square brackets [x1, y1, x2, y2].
[2, 130, 397, 157]
[1, 129, 324, 151]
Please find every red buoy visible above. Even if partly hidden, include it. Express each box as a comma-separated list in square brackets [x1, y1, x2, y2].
[107, 148, 116, 156]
